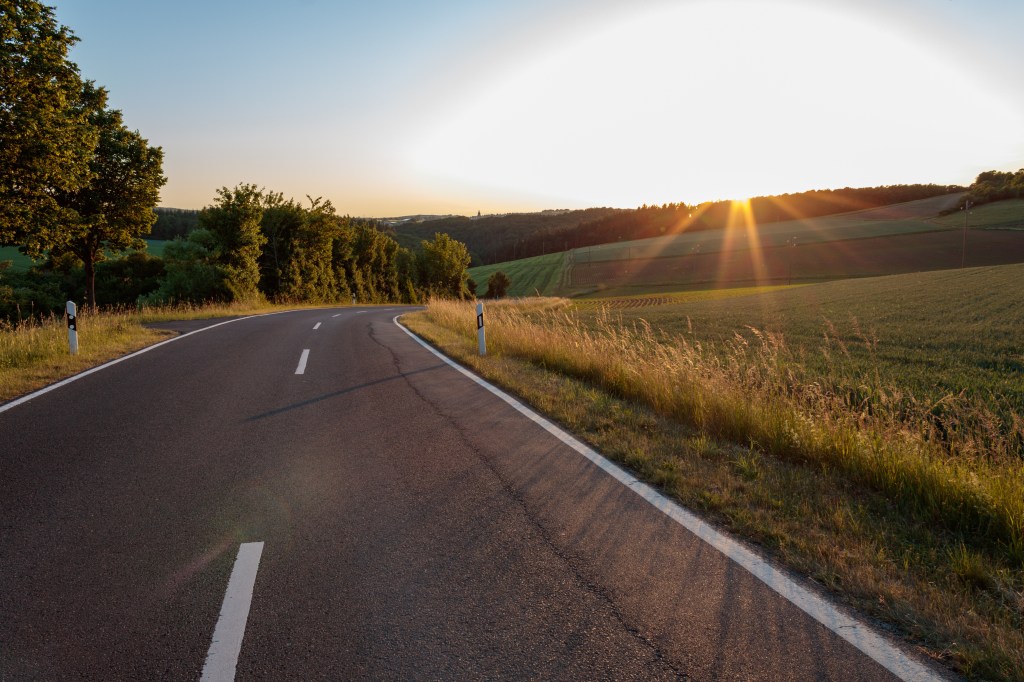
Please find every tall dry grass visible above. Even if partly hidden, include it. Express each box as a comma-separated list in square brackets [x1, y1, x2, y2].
[424, 298, 1024, 565]
[0, 300, 317, 402]
[0, 307, 169, 401]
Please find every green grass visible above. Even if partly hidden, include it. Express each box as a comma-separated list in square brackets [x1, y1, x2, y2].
[614, 263, 1024, 418]
[0, 247, 37, 272]
[574, 284, 802, 304]
[575, 215, 944, 265]
[469, 252, 567, 297]
[142, 239, 168, 257]
[931, 199, 1024, 231]
[468, 195, 1022, 299]
[0, 239, 169, 273]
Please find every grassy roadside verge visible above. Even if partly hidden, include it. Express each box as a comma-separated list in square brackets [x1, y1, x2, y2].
[0, 301, 334, 403]
[403, 304, 1023, 681]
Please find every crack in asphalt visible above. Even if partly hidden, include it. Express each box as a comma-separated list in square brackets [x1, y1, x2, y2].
[368, 321, 690, 680]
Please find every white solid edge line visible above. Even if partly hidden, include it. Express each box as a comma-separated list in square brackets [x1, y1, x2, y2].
[0, 310, 296, 416]
[313, 322, 322, 330]
[295, 349, 310, 375]
[392, 316, 943, 682]
[200, 542, 265, 682]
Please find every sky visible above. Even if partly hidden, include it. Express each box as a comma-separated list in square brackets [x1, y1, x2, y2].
[53, 0, 1024, 217]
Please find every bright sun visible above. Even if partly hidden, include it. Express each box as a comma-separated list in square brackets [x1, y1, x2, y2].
[413, 0, 1023, 209]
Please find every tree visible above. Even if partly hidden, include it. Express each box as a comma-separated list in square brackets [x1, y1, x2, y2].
[259, 194, 340, 302]
[143, 229, 228, 305]
[1, 1, 99, 254]
[199, 184, 267, 301]
[55, 83, 165, 306]
[485, 270, 511, 298]
[418, 232, 471, 299]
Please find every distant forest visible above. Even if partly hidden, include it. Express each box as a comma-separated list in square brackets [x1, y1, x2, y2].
[392, 207, 623, 266]
[152, 183, 967, 268]
[395, 184, 964, 265]
[151, 207, 200, 240]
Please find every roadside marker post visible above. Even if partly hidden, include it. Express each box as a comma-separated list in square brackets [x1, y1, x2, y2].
[66, 301, 78, 355]
[476, 302, 486, 356]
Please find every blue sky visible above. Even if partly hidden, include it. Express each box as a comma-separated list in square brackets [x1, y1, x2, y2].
[54, 0, 1024, 216]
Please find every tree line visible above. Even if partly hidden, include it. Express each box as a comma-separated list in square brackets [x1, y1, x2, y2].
[961, 169, 1024, 207]
[499, 184, 965, 265]
[1, 2, 473, 319]
[150, 184, 471, 307]
[0, 182, 473, 320]
[400, 184, 965, 266]
[151, 208, 201, 240]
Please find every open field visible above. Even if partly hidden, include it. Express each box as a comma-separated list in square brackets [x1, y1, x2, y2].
[468, 252, 567, 297]
[932, 199, 1024, 231]
[0, 247, 36, 272]
[406, 264, 1024, 679]
[574, 193, 965, 265]
[469, 197, 1024, 298]
[0, 239, 169, 273]
[572, 284, 804, 307]
[570, 228, 1024, 292]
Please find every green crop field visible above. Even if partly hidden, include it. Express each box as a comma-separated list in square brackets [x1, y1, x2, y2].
[0, 247, 37, 272]
[0, 240, 168, 274]
[470, 198, 1024, 299]
[469, 252, 567, 297]
[601, 262, 1024, 416]
[142, 239, 167, 257]
[574, 194, 962, 265]
[931, 199, 1024, 231]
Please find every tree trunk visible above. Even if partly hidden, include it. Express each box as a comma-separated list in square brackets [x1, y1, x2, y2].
[83, 253, 96, 309]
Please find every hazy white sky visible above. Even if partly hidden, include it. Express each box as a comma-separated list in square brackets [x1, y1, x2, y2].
[54, 0, 1024, 216]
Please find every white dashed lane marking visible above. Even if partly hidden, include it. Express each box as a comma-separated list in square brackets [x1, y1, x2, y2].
[295, 349, 310, 375]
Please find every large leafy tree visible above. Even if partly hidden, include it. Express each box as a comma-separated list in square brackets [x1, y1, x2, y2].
[259, 193, 340, 302]
[55, 82, 166, 307]
[418, 232, 471, 299]
[1, 1, 99, 253]
[200, 184, 267, 301]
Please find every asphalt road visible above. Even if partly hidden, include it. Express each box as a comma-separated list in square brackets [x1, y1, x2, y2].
[0, 307, 947, 680]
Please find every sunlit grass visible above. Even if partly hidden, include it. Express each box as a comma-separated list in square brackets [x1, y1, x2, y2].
[0, 309, 171, 402]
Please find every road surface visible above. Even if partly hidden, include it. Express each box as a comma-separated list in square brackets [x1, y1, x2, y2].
[0, 307, 947, 680]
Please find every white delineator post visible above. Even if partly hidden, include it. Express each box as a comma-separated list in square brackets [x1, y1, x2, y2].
[476, 302, 486, 356]
[66, 301, 79, 355]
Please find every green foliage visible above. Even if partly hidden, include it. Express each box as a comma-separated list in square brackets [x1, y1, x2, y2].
[485, 270, 511, 298]
[142, 229, 227, 305]
[0, 0, 99, 254]
[418, 232, 471, 299]
[965, 169, 1024, 207]
[0, 267, 65, 320]
[199, 184, 267, 302]
[53, 82, 166, 306]
[151, 208, 200, 240]
[260, 194, 342, 302]
[93, 252, 164, 306]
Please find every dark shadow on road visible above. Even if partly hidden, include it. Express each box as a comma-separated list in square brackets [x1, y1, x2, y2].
[245, 364, 446, 422]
